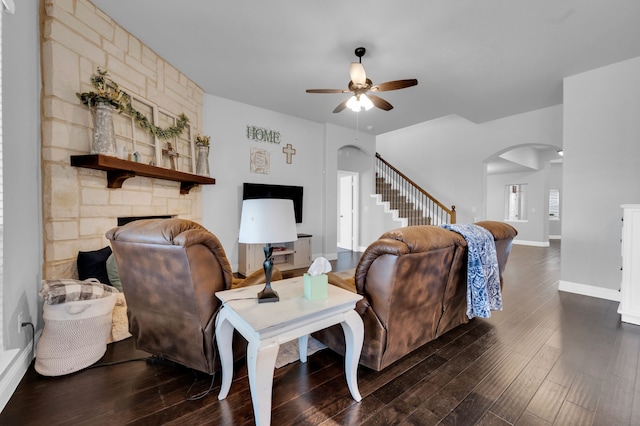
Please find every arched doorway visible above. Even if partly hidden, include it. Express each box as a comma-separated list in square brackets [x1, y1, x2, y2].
[484, 144, 562, 245]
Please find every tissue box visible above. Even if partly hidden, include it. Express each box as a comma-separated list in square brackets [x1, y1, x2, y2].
[304, 273, 328, 300]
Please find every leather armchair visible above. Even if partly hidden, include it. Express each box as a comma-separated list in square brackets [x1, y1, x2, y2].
[106, 218, 280, 374]
[317, 221, 517, 371]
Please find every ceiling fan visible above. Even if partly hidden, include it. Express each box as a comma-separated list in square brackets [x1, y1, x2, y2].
[306, 47, 418, 113]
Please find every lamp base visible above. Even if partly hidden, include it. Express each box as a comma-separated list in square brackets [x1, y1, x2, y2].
[257, 285, 279, 303]
[257, 243, 279, 303]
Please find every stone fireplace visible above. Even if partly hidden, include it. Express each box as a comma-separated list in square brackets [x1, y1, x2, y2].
[41, 0, 205, 279]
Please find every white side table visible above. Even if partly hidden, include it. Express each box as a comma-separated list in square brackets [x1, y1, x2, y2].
[215, 277, 364, 426]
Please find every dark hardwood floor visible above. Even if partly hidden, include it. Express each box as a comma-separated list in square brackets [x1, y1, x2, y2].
[3, 241, 640, 425]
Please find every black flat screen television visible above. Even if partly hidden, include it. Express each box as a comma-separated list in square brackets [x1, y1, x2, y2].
[242, 183, 304, 223]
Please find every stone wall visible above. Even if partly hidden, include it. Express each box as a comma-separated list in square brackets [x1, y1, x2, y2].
[41, 0, 205, 279]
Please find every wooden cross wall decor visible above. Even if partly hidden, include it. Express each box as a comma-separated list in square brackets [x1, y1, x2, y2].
[162, 142, 180, 170]
[282, 143, 296, 164]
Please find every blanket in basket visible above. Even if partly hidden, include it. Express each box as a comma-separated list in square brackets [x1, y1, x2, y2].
[40, 278, 119, 305]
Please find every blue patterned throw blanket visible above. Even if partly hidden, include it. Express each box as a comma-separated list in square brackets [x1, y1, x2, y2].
[441, 224, 502, 319]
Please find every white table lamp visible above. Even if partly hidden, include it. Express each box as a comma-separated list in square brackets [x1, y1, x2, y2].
[238, 198, 298, 302]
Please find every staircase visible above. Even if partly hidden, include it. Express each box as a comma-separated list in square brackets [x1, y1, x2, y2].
[375, 177, 431, 225]
[375, 153, 456, 226]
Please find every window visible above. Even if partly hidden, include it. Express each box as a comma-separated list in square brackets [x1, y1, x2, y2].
[113, 93, 195, 171]
[505, 184, 527, 221]
[549, 189, 560, 220]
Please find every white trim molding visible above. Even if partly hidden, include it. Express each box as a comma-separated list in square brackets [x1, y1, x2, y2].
[558, 280, 621, 302]
[513, 240, 550, 247]
[0, 330, 38, 412]
[0, 348, 21, 411]
[0, 342, 35, 411]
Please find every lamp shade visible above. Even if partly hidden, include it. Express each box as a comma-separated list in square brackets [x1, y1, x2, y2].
[349, 62, 366, 85]
[238, 198, 298, 244]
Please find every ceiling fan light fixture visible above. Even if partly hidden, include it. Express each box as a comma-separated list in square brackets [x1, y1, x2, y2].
[349, 62, 366, 85]
[360, 94, 374, 111]
[347, 95, 361, 112]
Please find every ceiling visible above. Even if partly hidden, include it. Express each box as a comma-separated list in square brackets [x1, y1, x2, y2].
[487, 145, 564, 175]
[92, 0, 640, 136]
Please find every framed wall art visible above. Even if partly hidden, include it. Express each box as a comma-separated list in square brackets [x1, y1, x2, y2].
[250, 147, 270, 174]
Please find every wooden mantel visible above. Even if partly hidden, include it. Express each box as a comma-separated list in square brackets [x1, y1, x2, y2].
[70, 154, 216, 194]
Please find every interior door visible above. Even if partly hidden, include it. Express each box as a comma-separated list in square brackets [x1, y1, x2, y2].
[338, 171, 358, 250]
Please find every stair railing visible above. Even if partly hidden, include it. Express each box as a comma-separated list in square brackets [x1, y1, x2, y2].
[375, 153, 456, 225]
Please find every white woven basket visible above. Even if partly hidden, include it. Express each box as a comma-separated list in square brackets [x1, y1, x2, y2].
[35, 294, 117, 376]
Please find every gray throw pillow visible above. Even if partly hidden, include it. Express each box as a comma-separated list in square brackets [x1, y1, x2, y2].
[106, 253, 122, 292]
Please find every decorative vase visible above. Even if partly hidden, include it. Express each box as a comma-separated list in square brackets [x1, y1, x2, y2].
[91, 102, 117, 156]
[196, 144, 210, 176]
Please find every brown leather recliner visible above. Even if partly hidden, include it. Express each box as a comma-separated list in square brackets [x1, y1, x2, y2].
[105, 218, 281, 374]
[316, 221, 517, 371]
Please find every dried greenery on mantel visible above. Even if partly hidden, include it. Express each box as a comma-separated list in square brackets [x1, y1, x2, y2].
[195, 134, 210, 146]
[76, 68, 189, 140]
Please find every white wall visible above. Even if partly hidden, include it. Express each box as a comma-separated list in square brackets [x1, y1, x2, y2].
[337, 145, 399, 249]
[549, 162, 562, 237]
[1, 0, 41, 409]
[201, 96, 378, 267]
[377, 115, 481, 224]
[486, 169, 550, 245]
[377, 105, 563, 239]
[561, 56, 640, 298]
[202, 94, 340, 268]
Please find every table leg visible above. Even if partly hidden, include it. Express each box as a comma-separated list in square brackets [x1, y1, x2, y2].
[247, 339, 279, 426]
[216, 308, 234, 400]
[341, 310, 364, 402]
[298, 334, 309, 363]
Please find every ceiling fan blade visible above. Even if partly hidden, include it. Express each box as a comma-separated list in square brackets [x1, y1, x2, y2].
[306, 88, 349, 94]
[370, 79, 418, 92]
[333, 99, 349, 113]
[368, 94, 394, 111]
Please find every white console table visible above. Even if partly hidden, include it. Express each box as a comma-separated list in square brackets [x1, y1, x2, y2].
[618, 204, 640, 325]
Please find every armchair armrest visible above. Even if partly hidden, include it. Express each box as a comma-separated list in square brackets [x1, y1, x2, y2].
[327, 272, 356, 292]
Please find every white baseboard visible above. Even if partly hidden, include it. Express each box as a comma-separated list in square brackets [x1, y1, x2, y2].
[513, 240, 550, 247]
[0, 330, 39, 412]
[549, 235, 561, 240]
[618, 306, 640, 326]
[558, 280, 621, 302]
[323, 252, 338, 261]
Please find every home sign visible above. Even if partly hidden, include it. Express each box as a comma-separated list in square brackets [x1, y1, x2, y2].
[246, 125, 281, 144]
